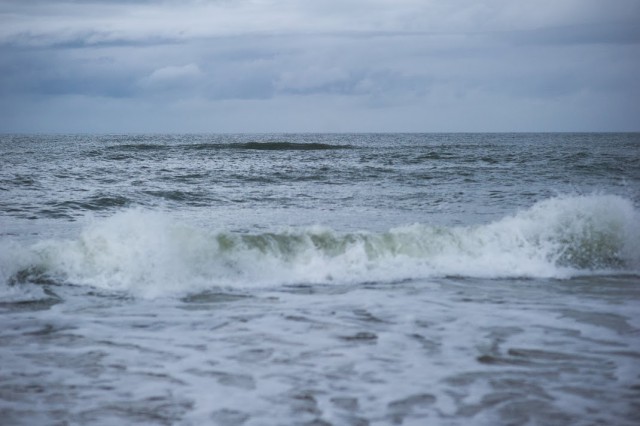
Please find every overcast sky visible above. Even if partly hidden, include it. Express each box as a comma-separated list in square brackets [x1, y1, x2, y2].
[1, 0, 639, 133]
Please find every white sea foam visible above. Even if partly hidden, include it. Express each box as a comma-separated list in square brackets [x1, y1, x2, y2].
[1, 195, 638, 298]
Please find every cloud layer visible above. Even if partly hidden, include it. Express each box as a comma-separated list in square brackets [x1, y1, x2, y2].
[1, 0, 639, 132]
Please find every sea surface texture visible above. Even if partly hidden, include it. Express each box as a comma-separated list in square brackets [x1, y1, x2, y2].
[1, 133, 639, 425]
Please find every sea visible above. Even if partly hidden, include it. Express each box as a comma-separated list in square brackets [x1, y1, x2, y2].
[0, 133, 639, 425]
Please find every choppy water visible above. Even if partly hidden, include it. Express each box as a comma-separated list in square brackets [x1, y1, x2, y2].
[1, 133, 639, 425]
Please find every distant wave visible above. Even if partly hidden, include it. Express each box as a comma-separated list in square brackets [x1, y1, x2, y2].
[95, 141, 353, 154]
[192, 142, 353, 151]
[235, 142, 353, 150]
[1, 195, 638, 298]
[105, 143, 167, 151]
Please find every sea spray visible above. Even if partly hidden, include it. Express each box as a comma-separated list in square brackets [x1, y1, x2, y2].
[2, 195, 639, 298]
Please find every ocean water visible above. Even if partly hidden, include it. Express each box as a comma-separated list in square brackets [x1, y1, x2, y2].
[0, 133, 639, 425]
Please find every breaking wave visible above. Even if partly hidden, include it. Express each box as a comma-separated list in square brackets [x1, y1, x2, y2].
[1, 195, 638, 298]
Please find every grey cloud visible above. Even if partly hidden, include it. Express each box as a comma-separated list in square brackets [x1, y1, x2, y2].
[0, 45, 139, 98]
[139, 64, 204, 90]
[1, 31, 183, 49]
[505, 22, 640, 46]
[0, 0, 638, 132]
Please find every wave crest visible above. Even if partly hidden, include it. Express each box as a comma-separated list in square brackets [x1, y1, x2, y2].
[2, 195, 638, 297]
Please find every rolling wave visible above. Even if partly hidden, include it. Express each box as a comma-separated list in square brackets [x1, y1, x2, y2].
[1, 195, 638, 298]
[233, 142, 352, 151]
[96, 141, 353, 154]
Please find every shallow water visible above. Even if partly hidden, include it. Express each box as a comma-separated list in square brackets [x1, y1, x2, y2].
[2, 277, 639, 425]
